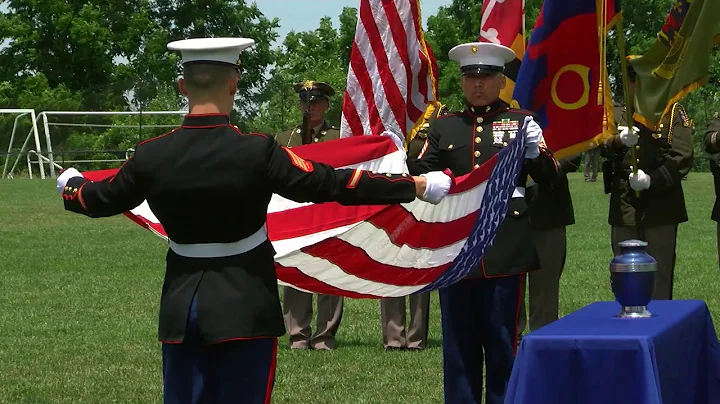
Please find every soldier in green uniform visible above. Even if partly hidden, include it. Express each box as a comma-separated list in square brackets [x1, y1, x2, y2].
[517, 153, 581, 337]
[274, 81, 340, 148]
[276, 80, 344, 350]
[601, 66, 694, 300]
[703, 113, 720, 269]
[378, 104, 447, 351]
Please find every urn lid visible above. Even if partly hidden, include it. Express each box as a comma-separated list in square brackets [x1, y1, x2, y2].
[618, 239, 648, 248]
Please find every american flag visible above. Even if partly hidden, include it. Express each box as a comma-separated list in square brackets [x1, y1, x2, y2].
[80, 130, 526, 298]
[339, 0, 441, 144]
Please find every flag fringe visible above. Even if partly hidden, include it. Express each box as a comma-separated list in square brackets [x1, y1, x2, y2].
[633, 78, 706, 131]
[406, 0, 441, 147]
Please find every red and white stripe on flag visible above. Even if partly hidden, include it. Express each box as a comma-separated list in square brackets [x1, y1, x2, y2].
[80, 134, 506, 298]
[340, 0, 441, 143]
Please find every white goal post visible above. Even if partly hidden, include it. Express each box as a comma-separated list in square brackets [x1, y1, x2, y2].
[1, 109, 44, 179]
[6, 110, 188, 179]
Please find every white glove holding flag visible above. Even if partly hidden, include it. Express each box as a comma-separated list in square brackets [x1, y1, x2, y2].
[522, 116, 543, 159]
[628, 166, 651, 191]
[380, 130, 405, 153]
[419, 171, 453, 204]
[619, 125, 640, 147]
[56, 167, 83, 195]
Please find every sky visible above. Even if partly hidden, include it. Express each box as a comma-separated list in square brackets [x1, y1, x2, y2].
[254, 0, 449, 47]
[0, 1, 450, 49]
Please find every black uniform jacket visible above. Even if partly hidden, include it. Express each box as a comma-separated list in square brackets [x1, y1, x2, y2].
[407, 99, 559, 278]
[61, 113, 418, 344]
[601, 102, 694, 227]
[704, 116, 720, 222]
[527, 155, 581, 231]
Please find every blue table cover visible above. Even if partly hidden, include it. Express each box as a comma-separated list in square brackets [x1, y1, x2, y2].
[504, 300, 720, 404]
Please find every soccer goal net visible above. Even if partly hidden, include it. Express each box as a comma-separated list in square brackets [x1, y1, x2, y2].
[3, 110, 187, 179]
[1, 109, 44, 179]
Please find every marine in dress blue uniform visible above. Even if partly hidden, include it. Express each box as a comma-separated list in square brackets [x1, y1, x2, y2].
[55, 37, 454, 404]
[408, 42, 559, 404]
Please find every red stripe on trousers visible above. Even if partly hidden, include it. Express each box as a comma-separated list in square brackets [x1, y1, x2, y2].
[264, 338, 278, 404]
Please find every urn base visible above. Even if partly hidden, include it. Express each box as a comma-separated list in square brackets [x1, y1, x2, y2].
[617, 305, 652, 318]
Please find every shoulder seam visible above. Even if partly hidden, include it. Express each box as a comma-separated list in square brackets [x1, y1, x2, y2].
[137, 127, 180, 147]
[437, 113, 461, 119]
[509, 108, 534, 115]
[229, 125, 268, 138]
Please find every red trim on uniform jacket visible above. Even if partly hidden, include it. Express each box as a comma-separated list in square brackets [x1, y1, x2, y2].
[465, 107, 511, 118]
[137, 127, 181, 147]
[509, 108, 535, 116]
[228, 124, 271, 139]
[365, 171, 414, 183]
[180, 124, 229, 129]
[77, 182, 88, 210]
[474, 258, 537, 280]
[436, 112, 461, 120]
[185, 113, 229, 118]
[109, 157, 132, 183]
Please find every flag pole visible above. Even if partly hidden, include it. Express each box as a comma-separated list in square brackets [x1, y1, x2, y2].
[614, 12, 640, 197]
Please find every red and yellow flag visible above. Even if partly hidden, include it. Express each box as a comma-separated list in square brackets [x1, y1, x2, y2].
[479, 0, 525, 108]
[512, 0, 620, 160]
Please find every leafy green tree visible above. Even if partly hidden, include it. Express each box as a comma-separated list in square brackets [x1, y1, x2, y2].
[246, 7, 358, 134]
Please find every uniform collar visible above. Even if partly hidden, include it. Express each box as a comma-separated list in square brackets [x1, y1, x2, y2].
[464, 99, 509, 116]
[312, 121, 326, 135]
[182, 113, 231, 127]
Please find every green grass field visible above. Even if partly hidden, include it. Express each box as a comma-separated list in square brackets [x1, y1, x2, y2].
[1, 174, 719, 403]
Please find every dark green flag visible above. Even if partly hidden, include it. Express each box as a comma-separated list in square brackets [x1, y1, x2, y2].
[629, 0, 720, 130]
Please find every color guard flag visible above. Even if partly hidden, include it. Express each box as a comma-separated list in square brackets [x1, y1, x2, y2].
[513, 0, 619, 160]
[80, 131, 527, 298]
[629, 0, 720, 130]
[479, 0, 525, 107]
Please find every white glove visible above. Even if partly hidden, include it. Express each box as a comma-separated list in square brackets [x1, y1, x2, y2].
[522, 116, 542, 159]
[419, 171, 452, 204]
[619, 125, 640, 147]
[380, 130, 407, 165]
[628, 167, 651, 191]
[56, 167, 83, 195]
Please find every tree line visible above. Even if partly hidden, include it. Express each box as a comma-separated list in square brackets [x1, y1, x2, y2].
[0, 0, 717, 174]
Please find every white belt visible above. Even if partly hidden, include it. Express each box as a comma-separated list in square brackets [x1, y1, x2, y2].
[512, 187, 525, 198]
[168, 223, 268, 258]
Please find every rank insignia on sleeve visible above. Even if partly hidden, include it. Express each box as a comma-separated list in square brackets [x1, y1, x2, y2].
[283, 147, 314, 172]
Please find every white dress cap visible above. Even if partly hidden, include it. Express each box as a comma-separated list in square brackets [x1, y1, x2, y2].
[167, 37, 256, 66]
[448, 42, 516, 75]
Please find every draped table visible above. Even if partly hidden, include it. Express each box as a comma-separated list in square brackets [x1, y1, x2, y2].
[504, 300, 720, 404]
